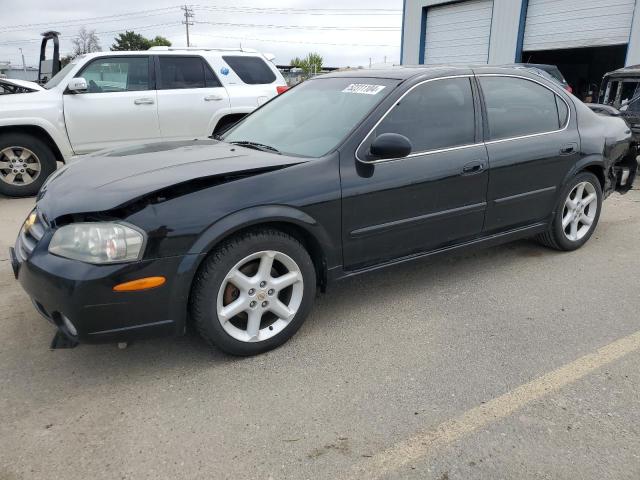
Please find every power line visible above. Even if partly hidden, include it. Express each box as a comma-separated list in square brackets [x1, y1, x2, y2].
[193, 21, 399, 31]
[191, 5, 401, 16]
[0, 6, 181, 33]
[191, 32, 399, 48]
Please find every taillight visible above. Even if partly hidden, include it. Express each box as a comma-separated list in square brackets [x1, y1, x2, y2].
[276, 85, 289, 95]
[566, 85, 573, 94]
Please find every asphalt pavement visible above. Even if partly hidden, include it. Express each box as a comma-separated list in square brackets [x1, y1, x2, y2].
[1, 188, 639, 480]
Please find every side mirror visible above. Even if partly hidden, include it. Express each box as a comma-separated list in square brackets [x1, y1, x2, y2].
[67, 77, 87, 93]
[369, 133, 412, 160]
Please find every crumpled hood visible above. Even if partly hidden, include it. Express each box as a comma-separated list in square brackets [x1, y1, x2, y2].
[0, 78, 44, 92]
[38, 139, 306, 219]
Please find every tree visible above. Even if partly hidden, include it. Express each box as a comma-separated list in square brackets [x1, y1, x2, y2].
[111, 31, 172, 51]
[71, 27, 101, 56]
[290, 52, 323, 76]
[149, 35, 172, 47]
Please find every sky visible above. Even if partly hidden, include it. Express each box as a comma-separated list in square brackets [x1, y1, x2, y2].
[0, 0, 403, 69]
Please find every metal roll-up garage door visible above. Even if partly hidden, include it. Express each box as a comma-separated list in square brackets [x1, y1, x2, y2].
[523, 0, 636, 51]
[423, 0, 494, 65]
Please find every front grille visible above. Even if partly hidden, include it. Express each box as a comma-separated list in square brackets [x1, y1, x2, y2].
[15, 210, 46, 262]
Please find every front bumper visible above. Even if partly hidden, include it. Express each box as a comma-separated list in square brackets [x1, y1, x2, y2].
[11, 241, 203, 345]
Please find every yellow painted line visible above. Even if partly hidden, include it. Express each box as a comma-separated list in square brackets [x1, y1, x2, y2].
[347, 330, 640, 479]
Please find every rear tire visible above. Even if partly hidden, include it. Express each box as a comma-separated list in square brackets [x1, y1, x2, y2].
[0, 133, 57, 197]
[190, 229, 316, 356]
[537, 172, 602, 251]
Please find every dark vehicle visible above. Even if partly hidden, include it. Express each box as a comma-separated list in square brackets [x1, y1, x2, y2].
[10, 66, 637, 355]
[506, 63, 572, 93]
[598, 65, 640, 141]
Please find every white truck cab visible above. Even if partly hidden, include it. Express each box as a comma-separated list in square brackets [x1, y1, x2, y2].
[0, 47, 288, 196]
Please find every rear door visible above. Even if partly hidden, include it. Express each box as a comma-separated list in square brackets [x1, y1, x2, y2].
[341, 76, 488, 269]
[63, 55, 160, 153]
[219, 55, 281, 109]
[478, 74, 580, 232]
[155, 55, 230, 140]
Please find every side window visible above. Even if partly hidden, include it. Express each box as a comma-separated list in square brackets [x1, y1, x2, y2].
[374, 77, 476, 153]
[158, 56, 217, 89]
[222, 56, 276, 84]
[79, 57, 149, 93]
[556, 96, 569, 128]
[479, 76, 561, 140]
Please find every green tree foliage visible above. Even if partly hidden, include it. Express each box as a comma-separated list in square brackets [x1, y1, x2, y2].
[111, 31, 172, 51]
[290, 52, 324, 75]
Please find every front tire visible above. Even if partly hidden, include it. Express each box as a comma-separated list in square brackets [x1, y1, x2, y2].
[537, 172, 602, 251]
[0, 133, 57, 197]
[190, 229, 316, 356]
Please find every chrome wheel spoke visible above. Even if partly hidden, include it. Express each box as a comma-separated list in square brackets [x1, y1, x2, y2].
[574, 183, 585, 201]
[4, 172, 16, 184]
[271, 271, 301, 291]
[219, 297, 247, 321]
[582, 193, 596, 206]
[570, 219, 579, 240]
[269, 300, 293, 321]
[1, 148, 18, 161]
[21, 171, 34, 185]
[0, 161, 10, 170]
[27, 162, 41, 172]
[562, 211, 573, 229]
[246, 310, 262, 340]
[227, 269, 253, 291]
[256, 251, 275, 281]
[580, 214, 593, 226]
[19, 150, 32, 161]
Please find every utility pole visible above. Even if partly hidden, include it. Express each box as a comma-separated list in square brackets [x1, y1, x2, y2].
[19, 48, 26, 73]
[181, 5, 194, 47]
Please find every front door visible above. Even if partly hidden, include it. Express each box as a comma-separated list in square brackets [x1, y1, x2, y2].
[341, 76, 489, 270]
[64, 55, 160, 154]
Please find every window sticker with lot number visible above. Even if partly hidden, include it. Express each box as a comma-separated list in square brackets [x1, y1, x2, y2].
[342, 83, 386, 95]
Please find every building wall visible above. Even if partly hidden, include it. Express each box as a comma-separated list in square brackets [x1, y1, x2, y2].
[401, 0, 640, 66]
[401, 0, 525, 65]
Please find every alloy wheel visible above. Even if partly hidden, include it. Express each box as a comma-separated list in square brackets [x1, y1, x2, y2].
[0, 146, 42, 186]
[562, 181, 597, 242]
[216, 250, 304, 343]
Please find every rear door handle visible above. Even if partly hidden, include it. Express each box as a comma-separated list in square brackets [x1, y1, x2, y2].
[560, 143, 578, 155]
[462, 161, 485, 175]
[134, 97, 154, 105]
[204, 95, 223, 101]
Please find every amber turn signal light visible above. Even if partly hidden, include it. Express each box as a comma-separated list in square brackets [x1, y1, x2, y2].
[113, 276, 166, 292]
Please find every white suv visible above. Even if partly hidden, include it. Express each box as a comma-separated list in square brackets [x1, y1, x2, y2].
[0, 47, 288, 196]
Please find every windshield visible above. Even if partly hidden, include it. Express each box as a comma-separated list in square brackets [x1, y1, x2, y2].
[221, 77, 399, 157]
[43, 62, 77, 89]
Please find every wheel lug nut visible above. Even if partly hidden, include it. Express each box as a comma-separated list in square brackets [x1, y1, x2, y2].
[261, 301, 268, 307]
[250, 301, 257, 308]
[268, 289, 274, 295]
[248, 288, 255, 295]
[259, 281, 266, 288]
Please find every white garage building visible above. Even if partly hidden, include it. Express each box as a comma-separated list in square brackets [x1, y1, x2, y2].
[401, 0, 640, 98]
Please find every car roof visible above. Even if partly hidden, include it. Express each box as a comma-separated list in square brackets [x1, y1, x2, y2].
[77, 49, 266, 60]
[320, 65, 554, 82]
[603, 65, 640, 78]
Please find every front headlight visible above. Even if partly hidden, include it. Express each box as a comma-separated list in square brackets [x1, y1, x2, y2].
[49, 222, 145, 264]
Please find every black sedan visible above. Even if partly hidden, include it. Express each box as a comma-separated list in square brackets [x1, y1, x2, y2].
[10, 66, 638, 355]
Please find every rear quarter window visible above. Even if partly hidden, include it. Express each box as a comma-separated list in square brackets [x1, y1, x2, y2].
[222, 56, 276, 84]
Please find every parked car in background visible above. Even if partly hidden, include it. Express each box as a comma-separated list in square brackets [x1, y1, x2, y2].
[598, 65, 640, 141]
[11, 66, 637, 355]
[0, 47, 287, 197]
[506, 63, 572, 93]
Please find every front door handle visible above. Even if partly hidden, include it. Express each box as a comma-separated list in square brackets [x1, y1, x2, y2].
[462, 161, 485, 175]
[204, 95, 223, 101]
[560, 143, 578, 155]
[134, 97, 155, 105]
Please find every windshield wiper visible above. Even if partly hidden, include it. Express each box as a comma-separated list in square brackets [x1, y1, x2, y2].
[229, 141, 281, 154]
